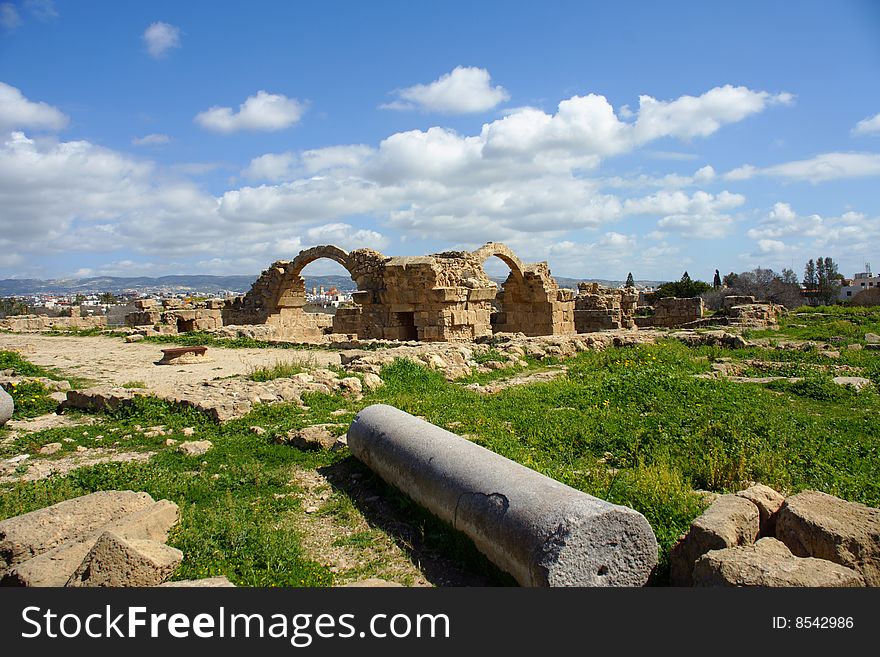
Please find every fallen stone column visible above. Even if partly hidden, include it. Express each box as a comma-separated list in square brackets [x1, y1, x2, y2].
[347, 404, 658, 586]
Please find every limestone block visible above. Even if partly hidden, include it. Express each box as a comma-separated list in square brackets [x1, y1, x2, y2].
[0, 491, 156, 569]
[669, 494, 760, 586]
[66, 532, 183, 587]
[5, 499, 179, 586]
[693, 537, 865, 587]
[775, 490, 880, 586]
[736, 484, 785, 535]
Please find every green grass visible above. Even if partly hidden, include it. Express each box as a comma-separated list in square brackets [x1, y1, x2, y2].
[141, 331, 395, 352]
[749, 305, 880, 343]
[2, 308, 878, 586]
[4, 381, 58, 419]
[247, 356, 318, 382]
[0, 350, 65, 379]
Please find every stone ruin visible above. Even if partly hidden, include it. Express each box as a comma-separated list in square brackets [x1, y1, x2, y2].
[574, 282, 638, 332]
[636, 297, 705, 328]
[122, 244, 783, 342]
[127, 243, 578, 342]
[0, 305, 107, 332]
[670, 485, 879, 587]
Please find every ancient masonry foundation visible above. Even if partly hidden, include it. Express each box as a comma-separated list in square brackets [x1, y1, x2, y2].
[120, 243, 780, 342]
[126, 242, 580, 343]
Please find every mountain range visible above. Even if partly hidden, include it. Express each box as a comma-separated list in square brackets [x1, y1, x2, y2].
[0, 275, 664, 296]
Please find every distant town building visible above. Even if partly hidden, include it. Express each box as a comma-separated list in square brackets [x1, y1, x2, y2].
[840, 264, 878, 300]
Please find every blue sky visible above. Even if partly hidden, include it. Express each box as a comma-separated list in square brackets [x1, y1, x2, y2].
[1, 0, 879, 283]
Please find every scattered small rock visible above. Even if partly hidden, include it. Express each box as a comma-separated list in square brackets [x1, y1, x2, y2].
[249, 426, 267, 436]
[177, 440, 213, 457]
[38, 443, 62, 456]
[286, 425, 339, 451]
[361, 373, 384, 391]
[832, 376, 872, 391]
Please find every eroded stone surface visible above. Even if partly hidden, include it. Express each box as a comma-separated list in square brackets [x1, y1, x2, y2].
[669, 494, 760, 586]
[693, 537, 865, 587]
[775, 490, 880, 586]
[67, 532, 183, 587]
[736, 484, 785, 536]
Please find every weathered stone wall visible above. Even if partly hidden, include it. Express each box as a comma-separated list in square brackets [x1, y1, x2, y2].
[0, 313, 106, 332]
[493, 265, 575, 337]
[574, 283, 638, 332]
[727, 302, 783, 328]
[640, 297, 704, 328]
[125, 298, 224, 333]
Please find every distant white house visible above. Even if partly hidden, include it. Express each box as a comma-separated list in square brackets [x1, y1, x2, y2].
[840, 266, 879, 300]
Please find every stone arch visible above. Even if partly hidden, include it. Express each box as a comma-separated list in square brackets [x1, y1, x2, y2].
[471, 242, 526, 278]
[289, 245, 353, 280]
[471, 242, 531, 334]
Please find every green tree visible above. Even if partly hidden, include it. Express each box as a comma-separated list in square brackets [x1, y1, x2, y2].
[722, 271, 739, 288]
[781, 268, 798, 285]
[649, 271, 711, 302]
[817, 256, 842, 305]
[625, 272, 635, 288]
[0, 297, 29, 318]
[803, 259, 818, 305]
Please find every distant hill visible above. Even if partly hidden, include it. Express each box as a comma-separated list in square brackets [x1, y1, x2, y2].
[0, 274, 358, 296]
[0, 274, 665, 297]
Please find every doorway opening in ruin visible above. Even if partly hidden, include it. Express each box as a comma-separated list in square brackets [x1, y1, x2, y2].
[395, 312, 418, 341]
[176, 318, 196, 332]
[481, 254, 523, 335]
[292, 251, 362, 336]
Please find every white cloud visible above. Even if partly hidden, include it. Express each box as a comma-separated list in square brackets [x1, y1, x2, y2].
[743, 203, 879, 269]
[131, 133, 171, 146]
[756, 239, 788, 254]
[0, 82, 794, 277]
[0, 82, 69, 132]
[632, 85, 793, 142]
[746, 202, 823, 240]
[195, 91, 305, 133]
[301, 145, 374, 174]
[624, 190, 744, 239]
[383, 66, 510, 114]
[143, 22, 181, 58]
[852, 112, 880, 137]
[0, 3, 20, 29]
[242, 152, 297, 181]
[602, 164, 717, 191]
[724, 152, 880, 183]
[305, 223, 389, 251]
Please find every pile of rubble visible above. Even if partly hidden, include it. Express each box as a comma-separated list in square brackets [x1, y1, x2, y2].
[0, 490, 231, 587]
[671, 486, 879, 586]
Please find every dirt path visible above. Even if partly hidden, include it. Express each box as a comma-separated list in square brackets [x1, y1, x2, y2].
[0, 334, 344, 394]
